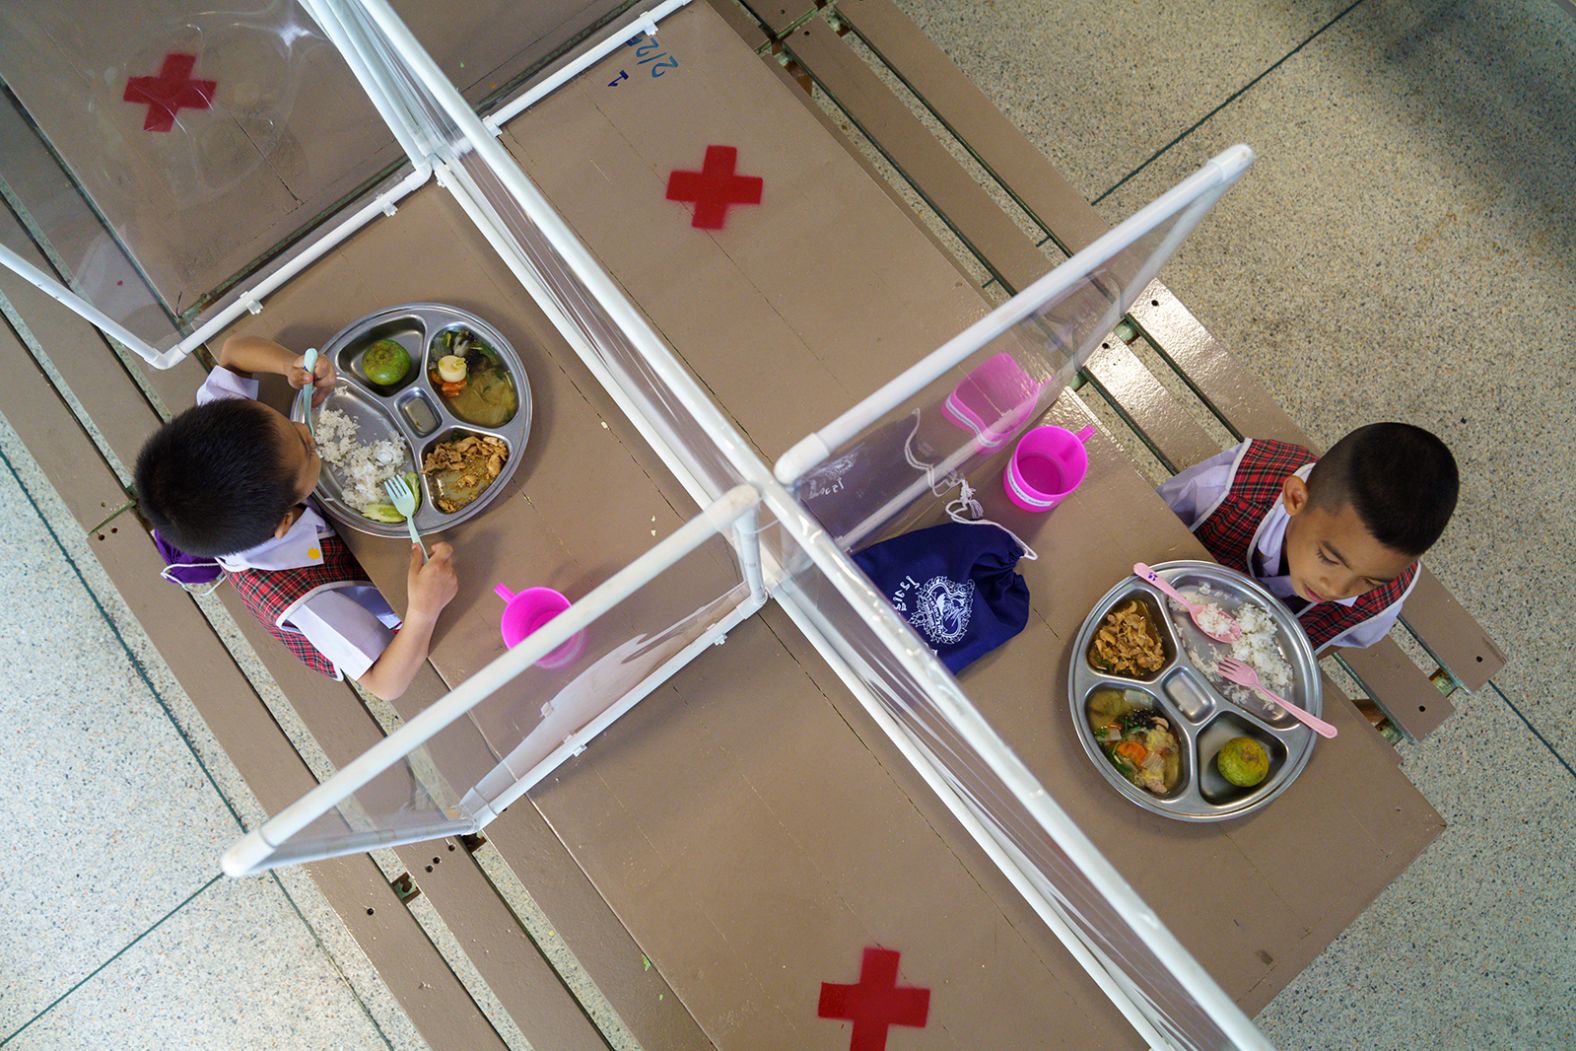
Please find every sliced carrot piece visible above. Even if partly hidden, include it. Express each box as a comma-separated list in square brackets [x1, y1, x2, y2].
[1115, 740, 1148, 765]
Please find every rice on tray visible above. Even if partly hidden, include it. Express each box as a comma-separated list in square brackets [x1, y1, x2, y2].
[1229, 601, 1293, 688]
[314, 406, 409, 513]
[1172, 583, 1294, 715]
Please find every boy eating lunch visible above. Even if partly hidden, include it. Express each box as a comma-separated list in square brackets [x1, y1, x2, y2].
[1158, 423, 1458, 652]
[134, 336, 458, 699]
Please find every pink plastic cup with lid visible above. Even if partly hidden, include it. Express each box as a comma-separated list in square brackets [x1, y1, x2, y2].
[1003, 424, 1094, 512]
[495, 584, 586, 668]
[943, 352, 1046, 449]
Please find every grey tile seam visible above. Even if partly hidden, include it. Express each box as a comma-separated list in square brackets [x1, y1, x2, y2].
[267, 870, 400, 1051]
[1089, 0, 1372, 206]
[0, 874, 223, 1047]
[977, 0, 1373, 297]
[0, 440, 243, 829]
[0, 441, 402, 1050]
[1488, 679, 1575, 781]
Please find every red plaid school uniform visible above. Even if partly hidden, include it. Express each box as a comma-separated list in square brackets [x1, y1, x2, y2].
[228, 534, 373, 678]
[1194, 439, 1416, 650]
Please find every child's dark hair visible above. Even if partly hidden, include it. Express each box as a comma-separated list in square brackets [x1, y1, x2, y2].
[1307, 423, 1458, 556]
[134, 400, 299, 557]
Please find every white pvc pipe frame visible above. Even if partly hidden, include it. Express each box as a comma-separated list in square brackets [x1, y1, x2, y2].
[760, 152, 1258, 1049]
[22, 0, 1266, 1037]
[346, 0, 1264, 1026]
[774, 592, 1169, 1049]
[0, 0, 1262, 1035]
[482, 0, 694, 134]
[254, 2, 1266, 1038]
[222, 0, 781, 880]
[776, 155, 1247, 550]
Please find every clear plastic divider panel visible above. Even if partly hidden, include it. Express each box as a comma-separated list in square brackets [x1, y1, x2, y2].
[777, 537, 1261, 1050]
[456, 525, 752, 818]
[795, 292, 1091, 551]
[793, 155, 1247, 552]
[263, 741, 474, 868]
[450, 149, 753, 502]
[230, 492, 761, 875]
[289, 2, 765, 506]
[0, 0, 402, 332]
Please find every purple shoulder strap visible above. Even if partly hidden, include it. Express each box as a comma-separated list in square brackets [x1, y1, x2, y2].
[152, 529, 225, 587]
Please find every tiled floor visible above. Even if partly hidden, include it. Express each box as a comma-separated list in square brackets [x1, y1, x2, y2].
[0, 417, 421, 1051]
[1, 1, 1572, 1049]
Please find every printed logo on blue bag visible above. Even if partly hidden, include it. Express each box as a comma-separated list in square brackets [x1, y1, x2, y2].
[852, 521, 1029, 674]
[895, 574, 976, 646]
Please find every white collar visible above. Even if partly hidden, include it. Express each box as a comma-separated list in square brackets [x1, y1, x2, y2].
[215, 502, 334, 572]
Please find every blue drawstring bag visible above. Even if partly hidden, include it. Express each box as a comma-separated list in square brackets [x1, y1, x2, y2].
[852, 520, 1031, 674]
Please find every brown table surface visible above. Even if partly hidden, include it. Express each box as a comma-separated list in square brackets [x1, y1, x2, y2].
[218, 4, 1441, 1044]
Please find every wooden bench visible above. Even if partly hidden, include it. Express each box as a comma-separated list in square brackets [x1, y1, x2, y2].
[745, 0, 1506, 741]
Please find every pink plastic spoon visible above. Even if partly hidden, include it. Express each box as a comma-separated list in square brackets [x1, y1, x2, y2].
[1132, 562, 1243, 644]
[1217, 657, 1338, 738]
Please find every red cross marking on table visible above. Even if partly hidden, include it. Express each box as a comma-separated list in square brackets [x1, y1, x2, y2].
[818, 947, 930, 1051]
[664, 145, 763, 229]
[123, 53, 216, 133]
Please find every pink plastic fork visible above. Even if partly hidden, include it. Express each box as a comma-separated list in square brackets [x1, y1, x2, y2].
[1216, 657, 1338, 738]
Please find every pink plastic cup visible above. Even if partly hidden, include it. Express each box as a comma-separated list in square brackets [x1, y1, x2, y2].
[943, 352, 1046, 449]
[1003, 424, 1094, 511]
[495, 584, 586, 668]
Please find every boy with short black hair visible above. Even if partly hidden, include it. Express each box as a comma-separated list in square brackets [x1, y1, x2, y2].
[1159, 423, 1458, 652]
[135, 335, 458, 699]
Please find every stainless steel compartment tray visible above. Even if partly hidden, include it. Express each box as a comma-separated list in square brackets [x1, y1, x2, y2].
[294, 303, 532, 538]
[1067, 560, 1323, 821]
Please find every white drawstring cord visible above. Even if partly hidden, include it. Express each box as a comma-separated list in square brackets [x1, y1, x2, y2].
[159, 564, 227, 596]
[904, 413, 1039, 561]
[944, 479, 1039, 562]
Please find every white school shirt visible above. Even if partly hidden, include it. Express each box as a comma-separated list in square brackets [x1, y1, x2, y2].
[1156, 441, 1408, 652]
[198, 367, 399, 680]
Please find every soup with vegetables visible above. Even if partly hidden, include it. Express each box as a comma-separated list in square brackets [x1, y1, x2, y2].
[428, 328, 518, 427]
[1086, 687, 1181, 795]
